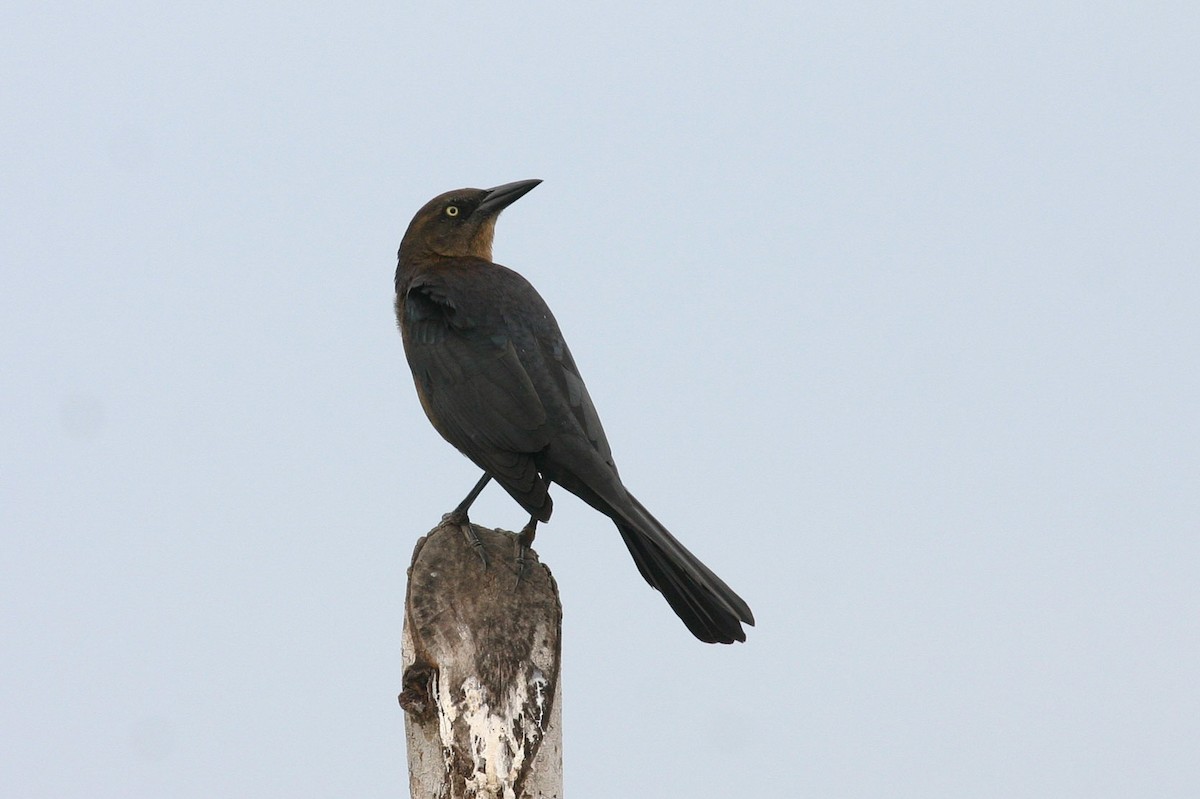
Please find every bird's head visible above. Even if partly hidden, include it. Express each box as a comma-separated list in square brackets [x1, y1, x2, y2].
[399, 179, 541, 262]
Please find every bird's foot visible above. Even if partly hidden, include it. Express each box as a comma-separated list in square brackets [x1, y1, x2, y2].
[442, 509, 488, 567]
[513, 519, 538, 587]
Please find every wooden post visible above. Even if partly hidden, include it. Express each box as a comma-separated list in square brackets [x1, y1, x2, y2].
[399, 521, 563, 799]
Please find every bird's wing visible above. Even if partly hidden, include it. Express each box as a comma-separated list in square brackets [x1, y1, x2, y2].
[533, 331, 615, 468]
[403, 276, 551, 509]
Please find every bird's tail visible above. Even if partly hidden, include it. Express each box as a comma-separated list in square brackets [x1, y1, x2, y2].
[614, 493, 754, 644]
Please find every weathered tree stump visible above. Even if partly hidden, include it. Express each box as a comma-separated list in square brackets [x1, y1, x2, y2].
[399, 521, 563, 799]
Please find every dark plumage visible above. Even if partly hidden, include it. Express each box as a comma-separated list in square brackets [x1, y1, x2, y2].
[395, 180, 753, 643]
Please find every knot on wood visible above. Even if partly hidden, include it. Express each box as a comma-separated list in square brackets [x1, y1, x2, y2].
[398, 662, 437, 721]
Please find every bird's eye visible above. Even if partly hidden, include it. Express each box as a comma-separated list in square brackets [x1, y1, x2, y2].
[445, 205, 459, 217]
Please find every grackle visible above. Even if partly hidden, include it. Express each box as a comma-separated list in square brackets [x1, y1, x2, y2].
[394, 179, 753, 643]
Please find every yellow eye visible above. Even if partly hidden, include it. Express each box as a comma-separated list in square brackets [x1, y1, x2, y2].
[445, 205, 459, 217]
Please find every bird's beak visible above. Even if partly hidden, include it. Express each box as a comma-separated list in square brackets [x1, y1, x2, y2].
[477, 179, 542, 216]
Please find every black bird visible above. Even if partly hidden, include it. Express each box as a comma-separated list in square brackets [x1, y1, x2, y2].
[394, 179, 754, 643]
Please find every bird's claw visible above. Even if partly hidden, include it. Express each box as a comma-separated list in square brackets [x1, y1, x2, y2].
[443, 510, 488, 567]
[513, 540, 528, 588]
[512, 521, 537, 588]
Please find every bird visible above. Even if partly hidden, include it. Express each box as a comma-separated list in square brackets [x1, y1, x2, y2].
[394, 179, 754, 644]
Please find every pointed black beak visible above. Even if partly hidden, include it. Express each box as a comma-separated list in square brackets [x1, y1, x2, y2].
[477, 179, 542, 216]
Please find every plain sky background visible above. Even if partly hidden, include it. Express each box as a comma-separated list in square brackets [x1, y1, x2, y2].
[3, 2, 1198, 797]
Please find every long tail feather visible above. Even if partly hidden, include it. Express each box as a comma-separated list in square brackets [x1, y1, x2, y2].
[614, 493, 753, 644]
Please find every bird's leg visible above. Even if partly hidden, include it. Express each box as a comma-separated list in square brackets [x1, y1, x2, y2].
[448, 472, 492, 518]
[513, 516, 538, 587]
[442, 473, 492, 567]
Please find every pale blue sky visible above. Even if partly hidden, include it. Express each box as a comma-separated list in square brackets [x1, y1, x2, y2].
[3, 2, 1198, 796]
